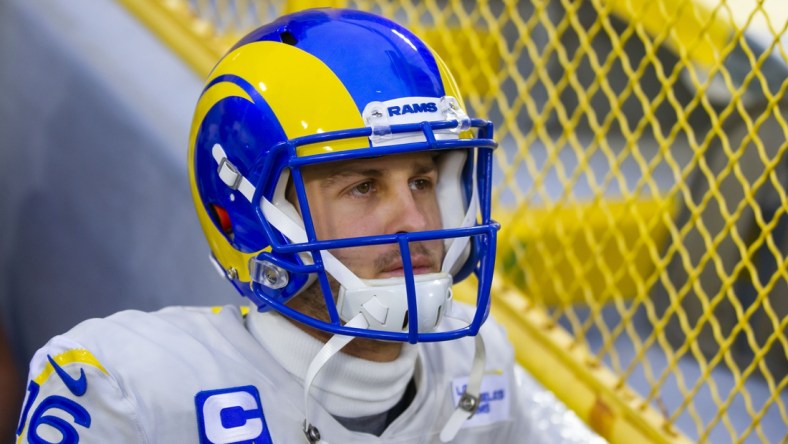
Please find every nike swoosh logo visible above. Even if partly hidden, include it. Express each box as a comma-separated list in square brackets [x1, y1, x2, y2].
[47, 355, 87, 396]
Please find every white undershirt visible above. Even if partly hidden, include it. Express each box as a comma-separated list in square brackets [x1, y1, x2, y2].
[246, 310, 418, 418]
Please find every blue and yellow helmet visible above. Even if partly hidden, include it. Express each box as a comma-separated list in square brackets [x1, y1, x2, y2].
[188, 8, 499, 343]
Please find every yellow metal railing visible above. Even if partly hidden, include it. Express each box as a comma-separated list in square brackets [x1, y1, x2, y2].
[117, 0, 788, 443]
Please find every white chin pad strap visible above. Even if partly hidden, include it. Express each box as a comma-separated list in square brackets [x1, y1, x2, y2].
[439, 306, 487, 442]
[303, 312, 369, 444]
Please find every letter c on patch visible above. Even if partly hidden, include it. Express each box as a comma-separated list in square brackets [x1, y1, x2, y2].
[195, 386, 272, 444]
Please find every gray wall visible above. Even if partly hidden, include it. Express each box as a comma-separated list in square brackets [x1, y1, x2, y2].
[0, 0, 234, 376]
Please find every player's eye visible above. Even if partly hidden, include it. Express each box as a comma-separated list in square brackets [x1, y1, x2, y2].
[410, 178, 433, 191]
[350, 181, 373, 196]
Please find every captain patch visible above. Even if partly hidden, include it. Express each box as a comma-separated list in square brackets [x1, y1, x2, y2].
[195, 385, 272, 444]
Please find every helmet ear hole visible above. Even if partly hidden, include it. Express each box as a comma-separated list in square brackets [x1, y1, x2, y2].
[210, 204, 233, 234]
[280, 30, 298, 45]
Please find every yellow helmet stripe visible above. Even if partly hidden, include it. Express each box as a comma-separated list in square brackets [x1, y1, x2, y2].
[206, 41, 368, 157]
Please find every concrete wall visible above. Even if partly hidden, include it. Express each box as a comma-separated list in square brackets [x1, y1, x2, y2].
[0, 0, 234, 376]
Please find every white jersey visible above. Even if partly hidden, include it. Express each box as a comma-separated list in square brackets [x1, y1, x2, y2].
[16, 304, 603, 443]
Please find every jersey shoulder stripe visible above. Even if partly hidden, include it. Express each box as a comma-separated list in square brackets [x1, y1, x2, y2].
[35, 348, 107, 386]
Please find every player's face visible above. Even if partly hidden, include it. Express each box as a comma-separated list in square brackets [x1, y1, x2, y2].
[299, 152, 445, 279]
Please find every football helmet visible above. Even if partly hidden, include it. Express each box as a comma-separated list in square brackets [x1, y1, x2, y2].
[188, 8, 499, 343]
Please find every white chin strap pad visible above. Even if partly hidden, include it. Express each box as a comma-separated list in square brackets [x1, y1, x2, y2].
[337, 273, 453, 333]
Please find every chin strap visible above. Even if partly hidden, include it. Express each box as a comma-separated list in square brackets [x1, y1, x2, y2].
[437, 304, 488, 443]
[438, 333, 486, 442]
[302, 313, 369, 444]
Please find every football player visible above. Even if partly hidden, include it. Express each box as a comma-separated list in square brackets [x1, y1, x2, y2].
[17, 8, 602, 443]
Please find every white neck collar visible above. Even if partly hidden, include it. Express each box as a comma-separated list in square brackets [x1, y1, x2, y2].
[247, 310, 418, 418]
